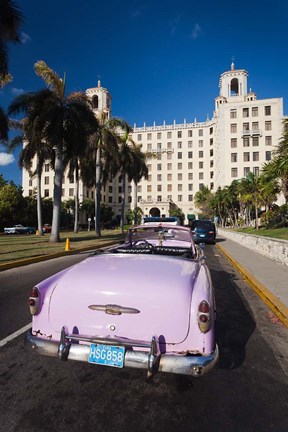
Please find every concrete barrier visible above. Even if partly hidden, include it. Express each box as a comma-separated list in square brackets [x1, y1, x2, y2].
[218, 228, 288, 267]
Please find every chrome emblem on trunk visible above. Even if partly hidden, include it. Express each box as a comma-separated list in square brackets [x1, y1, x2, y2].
[88, 304, 140, 315]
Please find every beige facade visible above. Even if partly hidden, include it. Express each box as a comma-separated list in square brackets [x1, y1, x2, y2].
[22, 64, 284, 225]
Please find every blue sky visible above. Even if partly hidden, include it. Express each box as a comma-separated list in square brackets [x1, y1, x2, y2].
[1, 0, 287, 186]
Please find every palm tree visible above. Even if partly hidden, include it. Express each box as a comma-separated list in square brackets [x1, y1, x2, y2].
[0, 70, 12, 143]
[131, 145, 148, 225]
[0, 0, 23, 77]
[8, 60, 98, 242]
[194, 185, 213, 218]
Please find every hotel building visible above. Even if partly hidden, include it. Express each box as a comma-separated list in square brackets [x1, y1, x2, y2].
[22, 63, 284, 224]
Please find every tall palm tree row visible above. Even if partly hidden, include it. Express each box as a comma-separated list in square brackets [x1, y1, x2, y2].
[8, 61, 99, 242]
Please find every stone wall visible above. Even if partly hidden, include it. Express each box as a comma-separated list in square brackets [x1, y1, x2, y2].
[217, 228, 288, 267]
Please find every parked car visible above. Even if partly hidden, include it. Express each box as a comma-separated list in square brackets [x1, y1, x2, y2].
[4, 224, 36, 234]
[191, 220, 216, 244]
[25, 224, 218, 378]
[43, 224, 52, 233]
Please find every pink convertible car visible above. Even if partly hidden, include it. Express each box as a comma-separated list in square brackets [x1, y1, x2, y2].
[25, 224, 219, 378]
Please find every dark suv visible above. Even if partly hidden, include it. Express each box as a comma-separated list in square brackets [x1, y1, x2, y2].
[191, 220, 216, 244]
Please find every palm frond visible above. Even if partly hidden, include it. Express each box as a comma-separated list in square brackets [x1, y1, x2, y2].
[34, 60, 65, 98]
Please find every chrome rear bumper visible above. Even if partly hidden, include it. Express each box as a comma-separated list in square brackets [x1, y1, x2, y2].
[25, 329, 219, 377]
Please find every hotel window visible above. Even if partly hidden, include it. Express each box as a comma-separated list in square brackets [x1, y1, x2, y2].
[231, 153, 237, 162]
[157, 153, 162, 160]
[157, 195, 162, 202]
[210, 183, 214, 190]
[157, 142, 162, 150]
[252, 137, 259, 146]
[265, 105, 271, 116]
[44, 163, 50, 172]
[28, 189, 33, 197]
[178, 163, 182, 170]
[147, 174, 152, 181]
[210, 172, 214, 179]
[147, 164, 151, 171]
[157, 185, 162, 192]
[167, 173, 172, 181]
[265, 121, 272, 131]
[157, 164, 162, 170]
[69, 188, 74, 197]
[178, 184, 182, 191]
[178, 152, 182, 159]
[157, 174, 162, 181]
[188, 194, 193, 201]
[244, 167, 250, 177]
[188, 151, 193, 158]
[199, 172, 204, 180]
[231, 138, 237, 148]
[29, 179, 32, 186]
[109, 186, 113, 193]
[210, 138, 213, 146]
[210, 127, 213, 134]
[137, 196, 142, 202]
[108, 196, 112, 203]
[188, 162, 193, 169]
[167, 195, 172, 200]
[177, 131, 182, 138]
[243, 122, 249, 131]
[44, 189, 49, 197]
[199, 151, 203, 158]
[147, 133, 152, 140]
[188, 130, 193, 137]
[167, 153, 172, 160]
[266, 151, 272, 161]
[188, 141, 193, 148]
[252, 107, 258, 117]
[198, 140, 203, 147]
[167, 131, 172, 138]
[243, 137, 250, 147]
[118, 197, 122, 203]
[188, 183, 193, 190]
[199, 183, 204, 190]
[210, 160, 214, 167]
[252, 122, 259, 131]
[253, 152, 259, 161]
[210, 149, 213, 157]
[137, 185, 142, 192]
[243, 108, 249, 117]
[177, 141, 182, 149]
[137, 134, 142, 141]
[188, 173, 193, 180]
[178, 173, 182, 181]
[230, 109, 237, 119]
[265, 136, 272, 146]
[198, 129, 203, 136]
[147, 143, 152, 152]
[231, 168, 238, 178]
[118, 186, 122, 193]
[157, 132, 161, 139]
[167, 142, 172, 149]
[167, 184, 172, 192]
[199, 161, 203, 169]
[167, 163, 172, 170]
[44, 176, 49, 185]
[231, 123, 237, 133]
[178, 195, 182, 202]
[69, 175, 74, 183]
[253, 167, 260, 175]
[243, 152, 250, 162]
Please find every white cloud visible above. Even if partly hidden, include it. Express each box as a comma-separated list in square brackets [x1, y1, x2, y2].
[190, 23, 202, 39]
[11, 87, 24, 95]
[20, 32, 31, 44]
[0, 153, 15, 166]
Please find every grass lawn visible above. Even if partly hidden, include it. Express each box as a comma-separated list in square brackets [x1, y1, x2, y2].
[0, 229, 125, 264]
[235, 226, 288, 241]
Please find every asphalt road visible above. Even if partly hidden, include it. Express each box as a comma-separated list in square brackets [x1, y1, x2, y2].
[0, 246, 288, 432]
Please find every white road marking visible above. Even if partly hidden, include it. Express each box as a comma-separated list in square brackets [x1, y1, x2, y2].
[0, 323, 31, 347]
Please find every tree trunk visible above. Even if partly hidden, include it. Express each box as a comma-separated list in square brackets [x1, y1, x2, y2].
[134, 182, 138, 225]
[95, 145, 101, 238]
[50, 143, 63, 242]
[36, 157, 43, 236]
[74, 165, 79, 234]
[120, 174, 126, 234]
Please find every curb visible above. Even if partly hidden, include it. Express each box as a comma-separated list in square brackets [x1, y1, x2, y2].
[216, 243, 288, 328]
[0, 240, 117, 272]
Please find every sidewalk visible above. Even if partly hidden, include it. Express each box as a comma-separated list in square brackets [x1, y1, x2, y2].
[216, 236, 288, 328]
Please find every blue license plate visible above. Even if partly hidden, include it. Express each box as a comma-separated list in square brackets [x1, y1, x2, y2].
[88, 344, 125, 368]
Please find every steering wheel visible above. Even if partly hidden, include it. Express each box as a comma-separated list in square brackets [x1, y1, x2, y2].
[131, 239, 154, 250]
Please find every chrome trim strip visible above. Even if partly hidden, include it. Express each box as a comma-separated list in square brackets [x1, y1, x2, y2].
[88, 304, 140, 315]
[25, 330, 219, 377]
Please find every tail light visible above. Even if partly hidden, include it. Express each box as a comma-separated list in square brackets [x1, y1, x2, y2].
[28, 287, 40, 315]
[197, 300, 211, 333]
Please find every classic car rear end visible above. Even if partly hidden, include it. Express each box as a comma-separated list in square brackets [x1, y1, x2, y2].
[25, 225, 218, 378]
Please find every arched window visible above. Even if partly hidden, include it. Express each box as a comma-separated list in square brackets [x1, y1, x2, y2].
[92, 95, 99, 109]
[230, 78, 239, 96]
